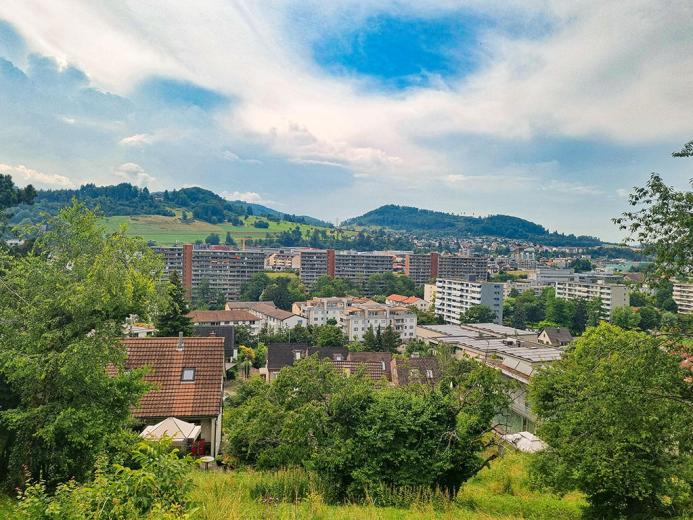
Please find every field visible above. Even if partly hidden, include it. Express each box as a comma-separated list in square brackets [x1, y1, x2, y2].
[101, 214, 349, 246]
[189, 452, 587, 520]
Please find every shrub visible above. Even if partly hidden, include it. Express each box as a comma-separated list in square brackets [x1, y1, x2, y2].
[16, 441, 193, 519]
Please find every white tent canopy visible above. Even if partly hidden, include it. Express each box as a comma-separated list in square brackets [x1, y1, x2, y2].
[501, 431, 547, 453]
[140, 417, 201, 444]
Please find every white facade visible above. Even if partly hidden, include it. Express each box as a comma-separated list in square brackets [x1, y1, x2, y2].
[528, 268, 575, 284]
[292, 297, 355, 325]
[554, 281, 629, 318]
[435, 278, 503, 325]
[673, 283, 693, 314]
[423, 283, 437, 304]
[340, 303, 417, 342]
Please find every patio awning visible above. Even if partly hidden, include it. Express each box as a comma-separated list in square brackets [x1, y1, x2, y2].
[140, 417, 202, 443]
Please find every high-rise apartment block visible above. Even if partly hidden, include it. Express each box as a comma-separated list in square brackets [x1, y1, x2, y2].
[554, 281, 629, 318]
[435, 278, 504, 325]
[299, 249, 393, 290]
[404, 253, 488, 285]
[673, 283, 693, 314]
[153, 245, 265, 300]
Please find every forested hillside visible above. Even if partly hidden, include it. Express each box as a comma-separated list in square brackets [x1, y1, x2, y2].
[346, 205, 601, 246]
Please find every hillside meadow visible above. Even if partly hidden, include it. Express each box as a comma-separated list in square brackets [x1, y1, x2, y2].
[101, 214, 350, 246]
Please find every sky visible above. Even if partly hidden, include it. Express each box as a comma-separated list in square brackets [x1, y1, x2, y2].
[0, 1, 691, 242]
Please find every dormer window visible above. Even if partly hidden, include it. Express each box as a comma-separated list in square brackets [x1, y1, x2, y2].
[293, 351, 302, 361]
[181, 368, 196, 382]
[334, 353, 343, 361]
[426, 369, 434, 379]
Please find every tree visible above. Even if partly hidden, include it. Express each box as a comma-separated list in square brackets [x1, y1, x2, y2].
[240, 272, 271, 301]
[155, 270, 194, 336]
[637, 305, 661, 331]
[569, 298, 588, 335]
[314, 324, 346, 347]
[380, 325, 401, 353]
[205, 232, 220, 245]
[614, 173, 692, 280]
[459, 304, 496, 324]
[611, 306, 641, 330]
[224, 231, 236, 246]
[586, 297, 603, 327]
[568, 258, 593, 273]
[529, 324, 692, 517]
[0, 203, 164, 489]
[0, 174, 36, 210]
[363, 326, 378, 351]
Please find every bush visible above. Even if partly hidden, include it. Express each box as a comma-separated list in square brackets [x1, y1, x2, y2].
[16, 441, 193, 519]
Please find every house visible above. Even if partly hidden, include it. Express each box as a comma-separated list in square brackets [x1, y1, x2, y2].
[119, 336, 225, 457]
[187, 309, 261, 334]
[385, 294, 429, 311]
[341, 302, 417, 342]
[193, 326, 236, 363]
[226, 301, 307, 331]
[537, 327, 573, 347]
[262, 343, 439, 386]
[390, 357, 441, 386]
[262, 343, 347, 380]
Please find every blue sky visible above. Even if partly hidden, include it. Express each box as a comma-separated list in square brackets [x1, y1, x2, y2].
[0, 1, 691, 241]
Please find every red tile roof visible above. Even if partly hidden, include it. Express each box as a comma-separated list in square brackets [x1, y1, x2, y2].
[120, 337, 225, 419]
[387, 294, 423, 305]
[187, 309, 259, 323]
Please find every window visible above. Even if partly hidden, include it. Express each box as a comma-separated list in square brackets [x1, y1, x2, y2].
[334, 353, 343, 361]
[293, 351, 302, 360]
[426, 369, 434, 379]
[181, 368, 196, 381]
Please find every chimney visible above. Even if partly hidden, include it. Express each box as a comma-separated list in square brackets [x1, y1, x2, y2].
[177, 331, 184, 351]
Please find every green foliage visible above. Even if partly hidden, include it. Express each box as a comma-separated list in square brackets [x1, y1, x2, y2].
[16, 441, 193, 519]
[0, 174, 36, 210]
[567, 258, 593, 273]
[225, 355, 510, 504]
[409, 304, 440, 325]
[345, 205, 601, 246]
[240, 272, 307, 310]
[314, 324, 347, 347]
[366, 272, 416, 298]
[204, 232, 220, 245]
[611, 306, 641, 330]
[192, 277, 226, 311]
[361, 325, 400, 352]
[310, 275, 362, 297]
[614, 173, 692, 280]
[529, 323, 693, 518]
[155, 270, 194, 336]
[459, 304, 497, 324]
[0, 202, 165, 489]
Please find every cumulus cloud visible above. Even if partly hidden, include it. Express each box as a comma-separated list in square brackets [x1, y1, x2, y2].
[221, 191, 269, 204]
[114, 162, 155, 187]
[0, 162, 73, 187]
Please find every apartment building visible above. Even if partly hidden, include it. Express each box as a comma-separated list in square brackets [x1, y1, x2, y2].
[404, 253, 488, 285]
[554, 281, 629, 318]
[298, 249, 394, 290]
[265, 250, 300, 271]
[527, 268, 575, 284]
[225, 301, 307, 331]
[340, 302, 417, 342]
[435, 278, 503, 325]
[153, 245, 265, 300]
[292, 297, 366, 326]
[673, 282, 693, 314]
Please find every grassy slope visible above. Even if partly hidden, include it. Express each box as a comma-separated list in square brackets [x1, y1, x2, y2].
[189, 452, 586, 520]
[101, 215, 347, 246]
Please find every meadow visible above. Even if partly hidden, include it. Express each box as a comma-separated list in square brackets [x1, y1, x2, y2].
[188, 452, 587, 520]
[101, 214, 346, 246]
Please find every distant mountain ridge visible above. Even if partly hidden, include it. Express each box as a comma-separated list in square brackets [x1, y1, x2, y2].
[344, 205, 601, 246]
[20, 183, 330, 227]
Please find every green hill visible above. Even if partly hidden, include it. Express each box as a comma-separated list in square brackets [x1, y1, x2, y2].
[345, 205, 601, 246]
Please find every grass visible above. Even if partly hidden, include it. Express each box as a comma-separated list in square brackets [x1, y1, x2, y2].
[189, 452, 588, 520]
[101, 214, 354, 246]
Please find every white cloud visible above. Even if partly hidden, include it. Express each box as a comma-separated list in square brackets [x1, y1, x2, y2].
[221, 191, 269, 204]
[540, 180, 604, 196]
[113, 162, 155, 187]
[119, 133, 155, 146]
[3, 0, 691, 182]
[221, 150, 262, 164]
[0, 163, 73, 187]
